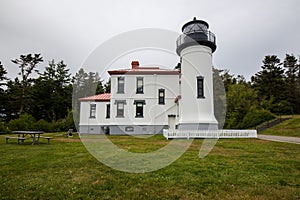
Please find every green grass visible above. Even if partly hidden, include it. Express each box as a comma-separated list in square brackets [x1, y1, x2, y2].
[260, 115, 300, 137]
[0, 134, 299, 199]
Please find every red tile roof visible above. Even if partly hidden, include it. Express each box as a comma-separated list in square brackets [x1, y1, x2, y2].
[79, 93, 110, 102]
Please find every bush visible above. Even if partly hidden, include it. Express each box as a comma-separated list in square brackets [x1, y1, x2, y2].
[33, 119, 52, 132]
[0, 122, 10, 134]
[52, 119, 67, 132]
[52, 110, 76, 132]
[239, 109, 276, 129]
[7, 112, 76, 133]
[7, 114, 36, 131]
[0, 123, 5, 132]
[271, 100, 294, 115]
[66, 110, 76, 131]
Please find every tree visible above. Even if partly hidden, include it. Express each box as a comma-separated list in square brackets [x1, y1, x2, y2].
[215, 68, 261, 129]
[96, 80, 105, 94]
[218, 69, 236, 92]
[5, 78, 23, 121]
[284, 54, 298, 80]
[251, 55, 286, 113]
[31, 60, 72, 121]
[225, 83, 258, 128]
[72, 69, 102, 98]
[72, 68, 105, 99]
[0, 61, 8, 121]
[298, 56, 300, 86]
[11, 54, 43, 114]
[283, 54, 300, 113]
[72, 68, 104, 128]
[104, 78, 111, 93]
[0, 61, 7, 87]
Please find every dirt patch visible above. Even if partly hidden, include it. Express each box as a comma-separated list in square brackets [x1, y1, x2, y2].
[53, 138, 82, 143]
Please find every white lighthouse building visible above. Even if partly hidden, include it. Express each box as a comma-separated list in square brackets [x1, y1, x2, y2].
[176, 17, 218, 130]
[78, 18, 257, 138]
[78, 18, 218, 134]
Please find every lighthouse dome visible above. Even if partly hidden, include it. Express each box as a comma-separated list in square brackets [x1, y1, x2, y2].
[176, 17, 216, 55]
[182, 17, 209, 33]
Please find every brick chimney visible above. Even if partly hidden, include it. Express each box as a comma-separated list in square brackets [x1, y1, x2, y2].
[131, 61, 139, 69]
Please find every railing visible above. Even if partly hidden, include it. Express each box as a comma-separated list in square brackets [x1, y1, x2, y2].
[176, 30, 216, 47]
[256, 117, 291, 133]
[163, 129, 257, 139]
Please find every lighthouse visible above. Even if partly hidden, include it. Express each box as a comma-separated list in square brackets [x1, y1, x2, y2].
[176, 17, 218, 130]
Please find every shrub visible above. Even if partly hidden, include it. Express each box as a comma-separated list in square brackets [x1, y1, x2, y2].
[53, 119, 67, 132]
[66, 110, 76, 131]
[7, 114, 36, 131]
[6, 112, 76, 133]
[239, 109, 276, 129]
[0, 122, 10, 134]
[0, 123, 5, 132]
[33, 119, 52, 132]
[271, 100, 294, 115]
[52, 111, 76, 132]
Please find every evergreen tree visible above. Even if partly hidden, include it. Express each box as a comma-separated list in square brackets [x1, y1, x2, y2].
[104, 78, 111, 93]
[218, 69, 236, 92]
[251, 55, 287, 113]
[0, 61, 7, 87]
[283, 54, 300, 113]
[5, 78, 23, 121]
[11, 54, 43, 114]
[96, 80, 105, 94]
[31, 60, 72, 121]
[0, 61, 8, 121]
[72, 68, 104, 128]
[72, 69, 102, 99]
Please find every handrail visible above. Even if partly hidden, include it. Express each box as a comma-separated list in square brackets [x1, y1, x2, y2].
[176, 30, 216, 47]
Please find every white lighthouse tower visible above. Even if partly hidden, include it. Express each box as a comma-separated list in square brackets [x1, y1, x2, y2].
[176, 17, 218, 130]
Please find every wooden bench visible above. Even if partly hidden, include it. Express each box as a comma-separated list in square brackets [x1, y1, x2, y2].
[5, 136, 26, 144]
[39, 136, 52, 144]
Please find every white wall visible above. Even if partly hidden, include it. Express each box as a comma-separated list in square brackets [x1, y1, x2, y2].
[179, 45, 218, 125]
[110, 74, 179, 126]
[79, 101, 110, 126]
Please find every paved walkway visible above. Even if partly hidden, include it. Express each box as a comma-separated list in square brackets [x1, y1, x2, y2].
[258, 134, 300, 144]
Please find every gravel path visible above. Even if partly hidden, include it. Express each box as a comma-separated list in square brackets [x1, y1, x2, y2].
[258, 134, 300, 144]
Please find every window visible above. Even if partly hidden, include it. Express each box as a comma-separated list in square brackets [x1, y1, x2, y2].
[158, 89, 165, 104]
[136, 103, 143, 117]
[90, 104, 96, 118]
[115, 100, 126, 118]
[197, 76, 205, 98]
[116, 102, 124, 117]
[106, 104, 110, 119]
[134, 100, 145, 118]
[117, 77, 124, 93]
[136, 77, 144, 94]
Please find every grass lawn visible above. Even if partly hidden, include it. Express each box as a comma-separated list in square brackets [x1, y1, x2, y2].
[0, 134, 299, 199]
[260, 115, 300, 137]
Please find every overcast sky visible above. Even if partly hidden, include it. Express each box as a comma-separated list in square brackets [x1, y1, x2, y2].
[1, 0, 299, 80]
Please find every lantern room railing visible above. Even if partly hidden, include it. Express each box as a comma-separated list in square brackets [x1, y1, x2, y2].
[176, 30, 216, 54]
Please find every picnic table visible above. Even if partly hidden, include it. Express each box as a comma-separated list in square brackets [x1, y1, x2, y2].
[9, 131, 46, 144]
